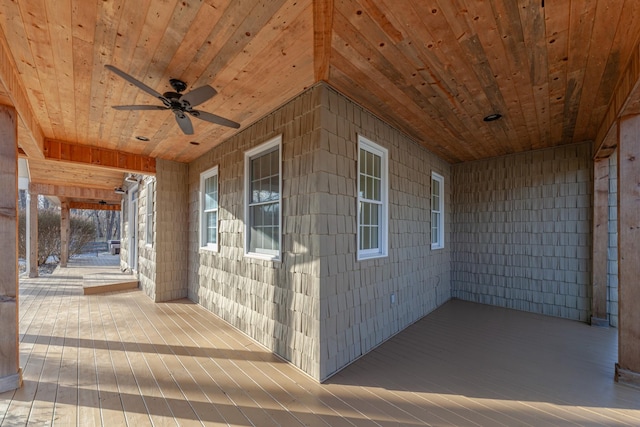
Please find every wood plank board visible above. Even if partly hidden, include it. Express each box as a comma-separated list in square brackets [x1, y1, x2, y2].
[28, 158, 125, 192]
[458, 0, 533, 153]
[573, 0, 624, 143]
[588, 0, 640, 138]
[70, 0, 98, 147]
[17, 0, 67, 141]
[44, 0, 76, 142]
[0, 0, 53, 141]
[542, 0, 571, 145]
[83, 281, 138, 295]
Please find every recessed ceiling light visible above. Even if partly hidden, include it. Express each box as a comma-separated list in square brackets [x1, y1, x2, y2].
[135, 135, 150, 141]
[483, 113, 502, 122]
[189, 141, 200, 146]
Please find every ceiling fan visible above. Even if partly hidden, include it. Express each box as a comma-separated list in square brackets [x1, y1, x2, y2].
[105, 64, 240, 135]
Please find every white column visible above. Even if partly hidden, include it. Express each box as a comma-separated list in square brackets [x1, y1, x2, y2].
[60, 201, 70, 267]
[27, 189, 38, 278]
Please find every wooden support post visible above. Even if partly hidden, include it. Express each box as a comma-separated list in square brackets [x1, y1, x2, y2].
[615, 115, 640, 387]
[0, 105, 22, 393]
[27, 189, 38, 278]
[591, 158, 609, 326]
[60, 201, 70, 268]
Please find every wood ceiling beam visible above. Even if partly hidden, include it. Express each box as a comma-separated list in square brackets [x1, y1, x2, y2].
[29, 183, 121, 203]
[594, 42, 640, 159]
[43, 139, 156, 175]
[68, 202, 120, 211]
[0, 25, 45, 159]
[313, 0, 334, 81]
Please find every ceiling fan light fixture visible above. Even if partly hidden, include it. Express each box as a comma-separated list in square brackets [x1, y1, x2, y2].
[483, 113, 502, 122]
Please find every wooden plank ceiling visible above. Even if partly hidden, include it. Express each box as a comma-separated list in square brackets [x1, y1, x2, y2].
[1, 0, 640, 199]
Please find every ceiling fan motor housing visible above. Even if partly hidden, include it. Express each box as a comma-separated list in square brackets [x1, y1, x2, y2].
[162, 92, 186, 110]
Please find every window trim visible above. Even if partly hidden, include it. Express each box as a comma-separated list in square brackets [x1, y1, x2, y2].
[431, 171, 445, 250]
[128, 184, 139, 271]
[244, 135, 282, 261]
[200, 165, 219, 252]
[357, 135, 388, 261]
[145, 179, 155, 246]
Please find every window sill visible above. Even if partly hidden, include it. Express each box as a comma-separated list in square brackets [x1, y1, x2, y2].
[431, 244, 445, 250]
[357, 252, 388, 261]
[244, 252, 280, 262]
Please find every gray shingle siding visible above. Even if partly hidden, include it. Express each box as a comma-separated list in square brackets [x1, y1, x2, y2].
[187, 84, 452, 380]
[452, 143, 593, 321]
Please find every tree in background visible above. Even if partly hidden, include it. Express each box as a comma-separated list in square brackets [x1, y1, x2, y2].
[70, 215, 98, 257]
[17, 192, 119, 265]
[77, 209, 120, 241]
[18, 210, 97, 265]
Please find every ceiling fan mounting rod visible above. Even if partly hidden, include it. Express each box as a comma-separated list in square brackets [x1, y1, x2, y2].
[169, 78, 187, 93]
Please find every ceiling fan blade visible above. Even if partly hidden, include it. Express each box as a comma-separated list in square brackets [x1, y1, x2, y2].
[181, 85, 217, 107]
[174, 112, 194, 135]
[112, 105, 168, 111]
[190, 110, 240, 129]
[105, 65, 164, 100]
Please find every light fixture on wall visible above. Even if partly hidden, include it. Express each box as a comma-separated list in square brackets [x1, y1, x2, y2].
[114, 187, 126, 195]
[483, 113, 502, 122]
[125, 174, 139, 183]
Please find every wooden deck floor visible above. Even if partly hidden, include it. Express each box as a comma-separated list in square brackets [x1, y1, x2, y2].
[2, 255, 640, 426]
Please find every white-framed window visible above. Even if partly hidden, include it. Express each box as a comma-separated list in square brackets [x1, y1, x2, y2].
[145, 179, 155, 245]
[431, 172, 444, 249]
[200, 166, 219, 251]
[244, 135, 282, 260]
[357, 135, 388, 260]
